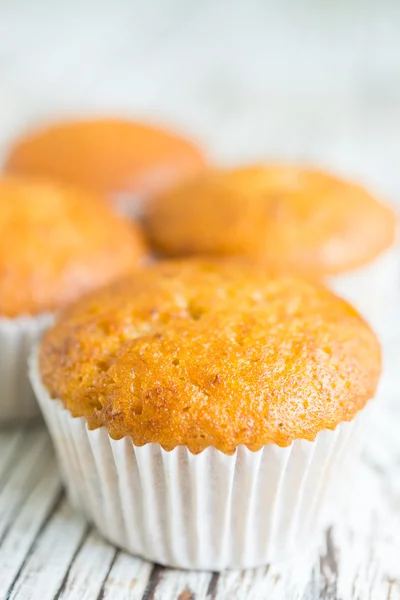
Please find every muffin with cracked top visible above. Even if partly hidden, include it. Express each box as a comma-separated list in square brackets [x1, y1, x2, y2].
[31, 260, 380, 569]
[0, 176, 146, 420]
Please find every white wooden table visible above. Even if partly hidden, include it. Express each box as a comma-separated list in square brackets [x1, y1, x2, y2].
[0, 1, 400, 597]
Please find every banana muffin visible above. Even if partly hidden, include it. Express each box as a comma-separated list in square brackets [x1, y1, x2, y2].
[0, 176, 146, 420]
[31, 260, 380, 568]
[144, 165, 397, 326]
[4, 118, 207, 215]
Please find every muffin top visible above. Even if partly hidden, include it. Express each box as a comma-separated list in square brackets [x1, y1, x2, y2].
[0, 177, 146, 317]
[144, 165, 396, 276]
[39, 260, 380, 454]
[4, 118, 207, 202]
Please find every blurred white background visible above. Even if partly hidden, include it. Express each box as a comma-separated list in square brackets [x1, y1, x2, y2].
[0, 0, 399, 200]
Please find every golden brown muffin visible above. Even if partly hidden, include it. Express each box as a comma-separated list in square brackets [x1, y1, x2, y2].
[0, 177, 146, 317]
[4, 119, 207, 205]
[39, 260, 381, 454]
[144, 165, 396, 276]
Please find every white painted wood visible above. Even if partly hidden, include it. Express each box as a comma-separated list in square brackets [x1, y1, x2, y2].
[0, 428, 25, 481]
[0, 457, 61, 597]
[152, 568, 212, 600]
[57, 530, 116, 600]
[8, 499, 87, 600]
[214, 557, 315, 600]
[100, 552, 153, 599]
[0, 431, 52, 539]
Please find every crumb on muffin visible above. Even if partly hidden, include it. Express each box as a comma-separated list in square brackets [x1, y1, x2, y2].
[39, 260, 381, 454]
[144, 165, 396, 275]
[0, 176, 147, 317]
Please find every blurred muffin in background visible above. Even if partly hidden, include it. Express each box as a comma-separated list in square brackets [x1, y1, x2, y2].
[0, 176, 146, 421]
[31, 259, 380, 569]
[144, 165, 398, 329]
[4, 118, 207, 216]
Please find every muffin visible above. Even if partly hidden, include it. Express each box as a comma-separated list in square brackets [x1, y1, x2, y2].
[144, 165, 398, 329]
[0, 176, 146, 420]
[4, 118, 207, 215]
[30, 260, 380, 569]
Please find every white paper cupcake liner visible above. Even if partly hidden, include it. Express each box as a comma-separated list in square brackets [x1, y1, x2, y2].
[329, 243, 399, 333]
[30, 351, 370, 570]
[0, 313, 53, 422]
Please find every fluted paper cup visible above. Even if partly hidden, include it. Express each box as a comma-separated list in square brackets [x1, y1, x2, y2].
[0, 313, 53, 422]
[30, 350, 369, 570]
[329, 243, 399, 333]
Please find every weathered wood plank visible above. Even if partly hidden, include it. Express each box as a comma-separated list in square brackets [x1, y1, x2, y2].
[55, 529, 116, 600]
[302, 436, 400, 600]
[8, 498, 87, 600]
[140, 565, 165, 600]
[213, 555, 314, 600]
[150, 567, 212, 600]
[100, 551, 153, 600]
[0, 457, 61, 597]
[0, 428, 25, 483]
[0, 430, 52, 541]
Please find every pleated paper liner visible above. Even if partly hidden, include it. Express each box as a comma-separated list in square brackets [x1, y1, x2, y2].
[0, 313, 53, 422]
